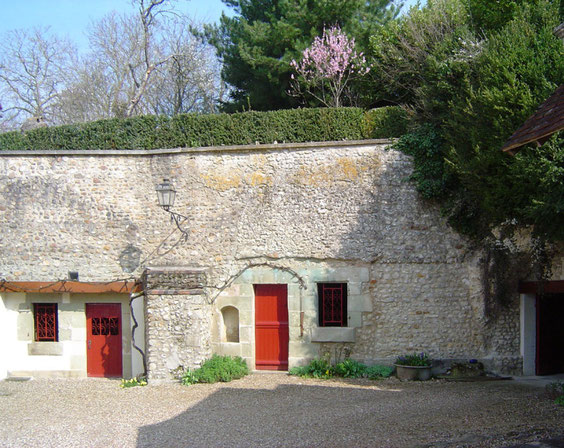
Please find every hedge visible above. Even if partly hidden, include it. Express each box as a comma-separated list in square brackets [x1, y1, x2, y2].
[363, 106, 410, 139]
[0, 107, 408, 151]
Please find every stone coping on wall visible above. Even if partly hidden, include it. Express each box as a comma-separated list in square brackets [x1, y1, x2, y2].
[0, 139, 393, 157]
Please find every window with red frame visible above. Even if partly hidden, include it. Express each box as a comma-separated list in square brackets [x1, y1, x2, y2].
[34, 303, 58, 341]
[318, 283, 347, 327]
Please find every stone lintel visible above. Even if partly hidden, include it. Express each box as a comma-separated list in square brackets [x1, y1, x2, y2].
[143, 266, 208, 292]
[145, 266, 208, 274]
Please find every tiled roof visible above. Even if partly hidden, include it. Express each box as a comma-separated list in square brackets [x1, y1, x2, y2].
[501, 84, 564, 155]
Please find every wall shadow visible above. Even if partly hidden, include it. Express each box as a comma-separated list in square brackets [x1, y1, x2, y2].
[137, 382, 404, 447]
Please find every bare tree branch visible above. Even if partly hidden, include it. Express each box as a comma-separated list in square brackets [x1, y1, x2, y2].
[125, 0, 174, 116]
[0, 27, 76, 127]
[0, 1, 222, 127]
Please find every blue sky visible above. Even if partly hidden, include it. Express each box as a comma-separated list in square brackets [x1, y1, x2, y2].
[0, 0, 424, 52]
[0, 0, 226, 50]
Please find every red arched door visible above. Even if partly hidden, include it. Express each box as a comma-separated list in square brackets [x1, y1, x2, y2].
[255, 285, 289, 371]
[86, 303, 123, 377]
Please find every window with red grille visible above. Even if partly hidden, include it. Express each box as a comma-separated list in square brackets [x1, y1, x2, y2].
[318, 283, 347, 327]
[34, 303, 58, 342]
[91, 317, 120, 336]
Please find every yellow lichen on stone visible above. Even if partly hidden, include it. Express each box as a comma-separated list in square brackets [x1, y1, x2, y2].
[202, 171, 242, 191]
[250, 154, 268, 167]
[294, 165, 331, 186]
[295, 157, 368, 186]
[337, 157, 359, 180]
[247, 171, 273, 187]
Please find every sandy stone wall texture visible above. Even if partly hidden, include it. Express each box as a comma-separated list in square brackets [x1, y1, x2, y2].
[0, 140, 525, 376]
[143, 267, 210, 380]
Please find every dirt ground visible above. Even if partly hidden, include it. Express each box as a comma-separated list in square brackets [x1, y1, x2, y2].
[0, 374, 562, 448]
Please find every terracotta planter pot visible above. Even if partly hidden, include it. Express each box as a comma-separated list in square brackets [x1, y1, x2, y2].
[395, 364, 432, 381]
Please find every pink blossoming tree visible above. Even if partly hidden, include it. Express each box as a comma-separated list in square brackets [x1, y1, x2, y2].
[290, 26, 370, 107]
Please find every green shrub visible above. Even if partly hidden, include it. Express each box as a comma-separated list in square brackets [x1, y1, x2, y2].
[289, 358, 394, 380]
[555, 395, 564, 406]
[181, 355, 249, 385]
[306, 358, 334, 379]
[392, 124, 450, 200]
[365, 365, 394, 379]
[288, 366, 311, 376]
[364, 106, 409, 139]
[288, 358, 333, 379]
[386, 0, 564, 244]
[334, 359, 367, 378]
[181, 369, 200, 386]
[0, 107, 407, 152]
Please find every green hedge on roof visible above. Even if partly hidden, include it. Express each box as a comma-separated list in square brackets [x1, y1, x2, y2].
[0, 107, 408, 151]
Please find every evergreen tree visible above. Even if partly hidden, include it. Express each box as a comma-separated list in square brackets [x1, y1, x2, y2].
[204, 0, 402, 111]
[384, 0, 564, 241]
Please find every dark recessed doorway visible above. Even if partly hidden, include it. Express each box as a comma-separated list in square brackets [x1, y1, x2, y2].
[536, 293, 564, 375]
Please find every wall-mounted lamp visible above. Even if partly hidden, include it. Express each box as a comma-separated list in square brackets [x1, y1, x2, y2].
[155, 179, 189, 240]
[155, 178, 176, 210]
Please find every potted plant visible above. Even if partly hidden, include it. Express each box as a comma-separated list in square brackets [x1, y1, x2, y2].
[395, 352, 432, 381]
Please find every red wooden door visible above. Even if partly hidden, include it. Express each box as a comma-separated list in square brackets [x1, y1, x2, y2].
[86, 303, 123, 377]
[255, 284, 289, 371]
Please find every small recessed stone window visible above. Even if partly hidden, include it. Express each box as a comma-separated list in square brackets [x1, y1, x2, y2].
[221, 306, 240, 343]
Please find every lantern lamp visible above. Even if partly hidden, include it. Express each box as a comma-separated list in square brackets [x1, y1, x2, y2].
[155, 179, 176, 211]
[155, 179, 189, 240]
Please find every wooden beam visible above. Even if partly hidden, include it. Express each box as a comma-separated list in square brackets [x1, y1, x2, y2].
[519, 280, 564, 294]
[0, 280, 142, 294]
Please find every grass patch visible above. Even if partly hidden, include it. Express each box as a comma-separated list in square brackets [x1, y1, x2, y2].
[547, 380, 564, 406]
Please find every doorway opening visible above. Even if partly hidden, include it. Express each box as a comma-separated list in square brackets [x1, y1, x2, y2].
[536, 293, 564, 375]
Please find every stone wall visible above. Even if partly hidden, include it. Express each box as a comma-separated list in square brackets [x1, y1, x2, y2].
[143, 267, 210, 381]
[0, 140, 533, 377]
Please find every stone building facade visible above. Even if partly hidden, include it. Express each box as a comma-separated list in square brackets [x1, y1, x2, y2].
[1, 140, 561, 380]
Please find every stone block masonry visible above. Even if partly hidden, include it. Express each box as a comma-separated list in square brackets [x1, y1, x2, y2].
[143, 267, 211, 381]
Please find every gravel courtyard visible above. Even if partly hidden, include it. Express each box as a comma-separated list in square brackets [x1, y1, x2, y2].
[0, 374, 562, 448]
